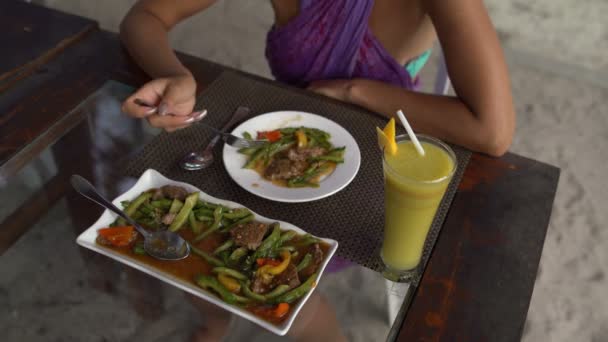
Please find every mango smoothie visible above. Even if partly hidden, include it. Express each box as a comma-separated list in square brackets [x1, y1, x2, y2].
[381, 135, 456, 272]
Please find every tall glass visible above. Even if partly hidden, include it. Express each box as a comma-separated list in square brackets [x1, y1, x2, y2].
[381, 135, 456, 282]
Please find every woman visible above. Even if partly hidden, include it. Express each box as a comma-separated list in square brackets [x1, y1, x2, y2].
[120, 1, 515, 340]
[120, 0, 515, 157]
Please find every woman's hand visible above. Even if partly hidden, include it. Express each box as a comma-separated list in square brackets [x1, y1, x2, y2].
[307, 79, 354, 102]
[122, 74, 206, 132]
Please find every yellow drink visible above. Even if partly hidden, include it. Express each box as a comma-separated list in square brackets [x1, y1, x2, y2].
[381, 135, 456, 273]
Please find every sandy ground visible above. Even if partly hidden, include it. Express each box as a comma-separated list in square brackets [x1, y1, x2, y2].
[3, 0, 608, 341]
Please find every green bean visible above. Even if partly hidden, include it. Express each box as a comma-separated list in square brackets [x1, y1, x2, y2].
[117, 192, 152, 225]
[169, 192, 198, 232]
[306, 134, 318, 147]
[194, 208, 214, 218]
[271, 272, 318, 304]
[244, 148, 266, 169]
[212, 267, 248, 281]
[264, 285, 290, 299]
[143, 202, 155, 211]
[303, 127, 329, 136]
[265, 140, 295, 162]
[132, 242, 146, 255]
[242, 131, 253, 140]
[310, 155, 344, 163]
[241, 281, 266, 302]
[237, 147, 260, 156]
[220, 214, 254, 233]
[194, 206, 224, 242]
[268, 243, 296, 259]
[169, 199, 184, 214]
[242, 223, 281, 272]
[303, 163, 321, 177]
[197, 201, 231, 212]
[229, 247, 248, 263]
[138, 205, 154, 216]
[278, 127, 297, 135]
[218, 250, 231, 266]
[137, 217, 159, 229]
[189, 211, 205, 235]
[195, 275, 249, 305]
[298, 234, 321, 246]
[223, 208, 252, 220]
[120, 200, 131, 209]
[196, 215, 214, 222]
[213, 240, 234, 255]
[287, 180, 319, 188]
[150, 199, 172, 210]
[296, 253, 312, 272]
[255, 223, 281, 258]
[191, 245, 225, 267]
[329, 146, 346, 152]
[277, 231, 297, 245]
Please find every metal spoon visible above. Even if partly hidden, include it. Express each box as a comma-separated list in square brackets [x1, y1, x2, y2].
[70, 175, 190, 260]
[180, 106, 251, 171]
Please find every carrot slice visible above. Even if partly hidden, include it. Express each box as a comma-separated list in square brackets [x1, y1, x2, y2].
[257, 130, 282, 142]
[97, 226, 136, 247]
[274, 303, 290, 318]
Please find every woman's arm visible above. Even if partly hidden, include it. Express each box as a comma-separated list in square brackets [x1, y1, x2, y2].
[120, 0, 216, 78]
[119, 0, 216, 131]
[316, 0, 515, 157]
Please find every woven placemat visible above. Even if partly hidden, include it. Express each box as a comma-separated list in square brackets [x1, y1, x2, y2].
[125, 71, 471, 277]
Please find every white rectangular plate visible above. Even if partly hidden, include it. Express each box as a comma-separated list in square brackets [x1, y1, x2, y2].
[76, 169, 339, 336]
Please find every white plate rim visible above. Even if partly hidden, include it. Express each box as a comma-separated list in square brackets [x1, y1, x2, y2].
[75, 169, 339, 336]
[222, 111, 361, 203]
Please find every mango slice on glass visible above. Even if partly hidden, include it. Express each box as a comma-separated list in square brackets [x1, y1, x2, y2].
[376, 118, 398, 155]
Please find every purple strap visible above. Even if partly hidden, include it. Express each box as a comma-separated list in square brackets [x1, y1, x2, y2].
[266, 0, 418, 90]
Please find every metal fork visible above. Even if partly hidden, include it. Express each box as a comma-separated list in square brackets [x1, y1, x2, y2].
[199, 122, 265, 149]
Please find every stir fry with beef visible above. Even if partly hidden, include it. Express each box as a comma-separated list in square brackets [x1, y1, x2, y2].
[238, 127, 345, 188]
[95, 187, 328, 323]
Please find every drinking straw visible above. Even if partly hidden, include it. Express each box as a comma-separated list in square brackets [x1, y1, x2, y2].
[396, 109, 425, 156]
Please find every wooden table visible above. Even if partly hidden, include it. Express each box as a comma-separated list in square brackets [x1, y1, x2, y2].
[0, 2, 559, 341]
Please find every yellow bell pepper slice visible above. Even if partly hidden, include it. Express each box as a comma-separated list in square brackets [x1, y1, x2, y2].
[257, 250, 291, 277]
[295, 130, 307, 148]
[217, 273, 241, 293]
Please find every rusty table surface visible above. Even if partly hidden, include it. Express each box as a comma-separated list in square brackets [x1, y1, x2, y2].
[0, 3, 559, 341]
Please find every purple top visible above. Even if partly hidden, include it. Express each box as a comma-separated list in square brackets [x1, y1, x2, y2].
[266, 0, 419, 90]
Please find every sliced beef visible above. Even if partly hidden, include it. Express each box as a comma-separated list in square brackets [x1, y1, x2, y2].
[287, 147, 327, 161]
[151, 188, 164, 200]
[299, 243, 324, 278]
[251, 264, 301, 294]
[251, 273, 272, 294]
[264, 158, 308, 180]
[271, 264, 301, 290]
[153, 185, 188, 201]
[161, 212, 177, 225]
[230, 222, 269, 250]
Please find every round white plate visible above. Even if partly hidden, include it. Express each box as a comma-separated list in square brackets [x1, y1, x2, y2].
[223, 111, 361, 203]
